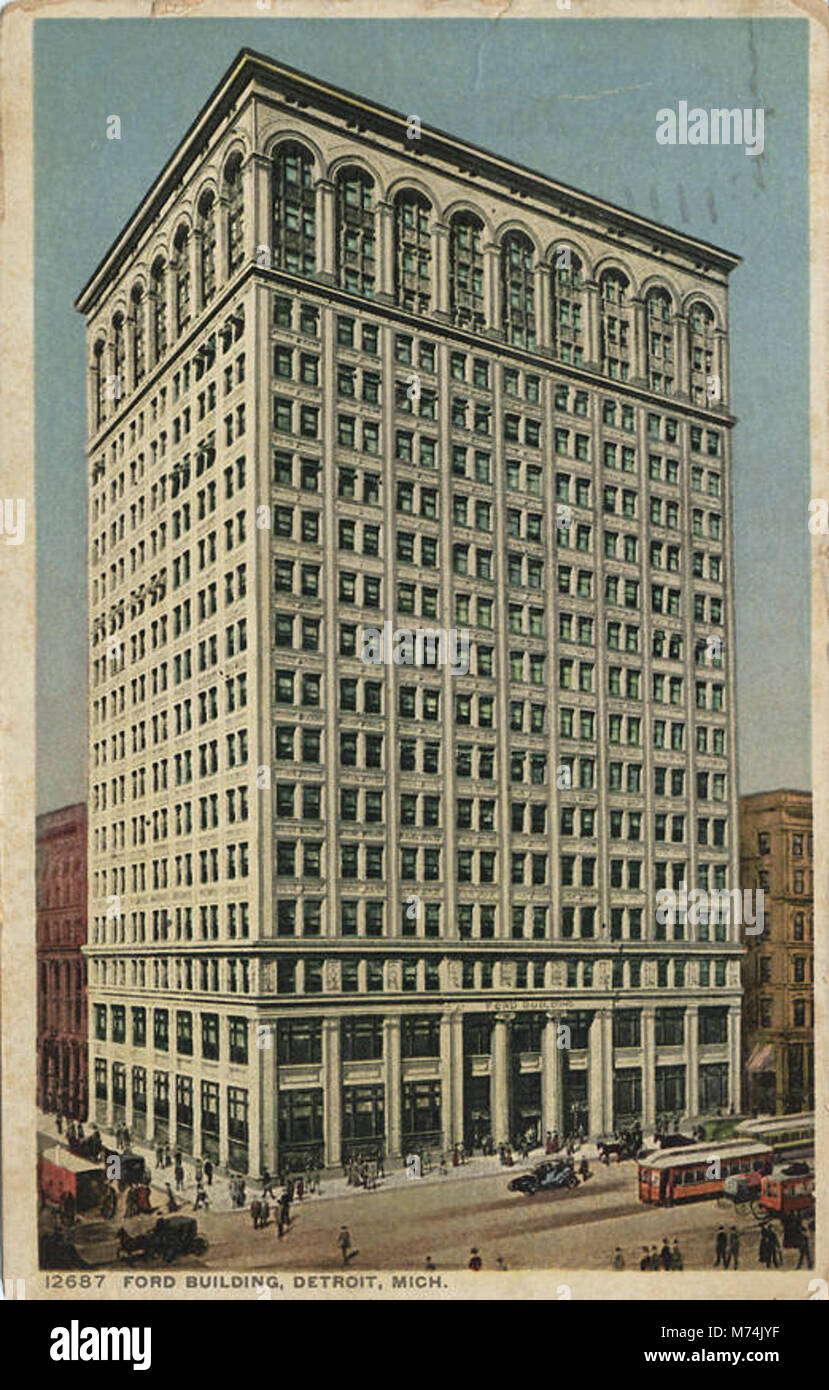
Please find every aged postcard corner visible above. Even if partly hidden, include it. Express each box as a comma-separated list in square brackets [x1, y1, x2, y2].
[0, 0, 827, 1312]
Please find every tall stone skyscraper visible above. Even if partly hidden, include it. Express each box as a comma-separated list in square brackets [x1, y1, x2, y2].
[77, 49, 742, 1176]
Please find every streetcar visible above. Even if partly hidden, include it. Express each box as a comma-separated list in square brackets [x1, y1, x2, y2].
[733, 1112, 814, 1160]
[637, 1139, 772, 1206]
[759, 1165, 814, 1218]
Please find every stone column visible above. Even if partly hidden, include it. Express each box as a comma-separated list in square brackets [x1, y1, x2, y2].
[483, 244, 502, 336]
[685, 1003, 699, 1120]
[384, 1015, 402, 1158]
[191, 228, 204, 317]
[641, 1005, 656, 1131]
[253, 153, 271, 268]
[541, 1011, 564, 1138]
[259, 1019, 277, 1173]
[536, 263, 552, 352]
[432, 222, 450, 320]
[492, 1013, 511, 1143]
[376, 201, 395, 303]
[632, 297, 647, 383]
[322, 1017, 341, 1168]
[439, 1011, 464, 1150]
[588, 1009, 612, 1137]
[584, 281, 600, 368]
[728, 1004, 741, 1113]
[165, 264, 179, 345]
[316, 179, 336, 283]
[216, 194, 229, 284]
[673, 313, 689, 398]
[715, 329, 729, 406]
[241, 153, 259, 265]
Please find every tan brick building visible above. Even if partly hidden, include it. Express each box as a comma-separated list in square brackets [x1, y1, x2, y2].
[76, 49, 743, 1176]
[740, 790, 813, 1114]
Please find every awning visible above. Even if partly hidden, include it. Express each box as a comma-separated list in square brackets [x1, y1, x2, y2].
[747, 1043, 776, 1072]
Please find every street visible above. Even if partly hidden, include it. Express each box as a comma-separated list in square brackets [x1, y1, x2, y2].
[63, 1154, 811, 1274]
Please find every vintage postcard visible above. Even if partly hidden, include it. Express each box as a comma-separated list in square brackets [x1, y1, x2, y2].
[0, 0, 827, 1324]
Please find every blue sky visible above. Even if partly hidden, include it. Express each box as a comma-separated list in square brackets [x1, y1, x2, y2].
[35, 15, 810, 812]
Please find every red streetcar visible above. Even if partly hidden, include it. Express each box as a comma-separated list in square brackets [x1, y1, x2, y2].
[759, 1166, 814, 1218]
[637, 1139, 772, 1207]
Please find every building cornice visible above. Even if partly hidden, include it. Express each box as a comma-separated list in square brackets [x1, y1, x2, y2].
[75, 47, 741, 317]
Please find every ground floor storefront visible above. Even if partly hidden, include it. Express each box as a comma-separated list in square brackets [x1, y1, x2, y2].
[90, 997, 741, 1175]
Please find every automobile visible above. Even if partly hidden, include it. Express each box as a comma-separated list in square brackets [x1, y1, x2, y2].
[508, 1160, 580, 1196]
[657, 1133, 699, 1150]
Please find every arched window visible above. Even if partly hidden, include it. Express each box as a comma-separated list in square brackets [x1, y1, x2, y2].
[501, 230, 536, 348]
[646, 289, 674, 395]
[132, 285, 145, 387]
[198, 192, 217, 306]
[688, 300, 716, 404]
[93, 339, 106, 428]
[113, 313, 126, 400]
[151, 258, 167, 360]
[394, 190, 431, 313]
[174, 225, 191, 333]
[335, 166, 374, 296]
[551, 250, 584, 364]
[599, 269, 631, 380]
[225, 155, 245, 275]
[272, 142, 315, 275]
[449, 212, 484, 329]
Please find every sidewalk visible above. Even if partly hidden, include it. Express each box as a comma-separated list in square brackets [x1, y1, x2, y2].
[39, 1111, 606, 1213]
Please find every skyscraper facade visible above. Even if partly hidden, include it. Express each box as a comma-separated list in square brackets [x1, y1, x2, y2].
[77, 49, 742, 1176]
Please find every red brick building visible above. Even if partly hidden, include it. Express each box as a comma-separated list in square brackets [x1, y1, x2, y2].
[36, 803, 88, 1119]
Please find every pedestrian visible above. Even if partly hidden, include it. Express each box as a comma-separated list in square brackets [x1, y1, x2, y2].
[56, 1111, 63, 1136]
[714, 1225, 728, 1267]
[239, 1179, 246, 1207]
[262, 1168, 276, 1200]
[425, 1255, 436, 1271]
[545, 1131, 554, 1155]
[296, 1176, 304, 1202]
[639, 1246, 652, 1271]
[280, 1187, 291, 1229]
[123, 1126, 130, 1149]
[194, 1183, 208, 1211]
[338, 1225, 357, 1264]
[671, 1239, 683, 1271]
[312, 1167, 321, 1195]
[155, 1144, 163, 1169]
[439, 1156, 447, 1177]
[612, 1247, 625, 1271]
[276, 1201, 285, 1239]
[768, 1224, 781, 1268]
[468, 1248, 482, 1272]
[260, 1199, 270, 1228]
[452, 1145, 460, 1168]
[796, 1227, 812, 1270]
[759, 1226, 771, 1269]
[495, 1256, 508, 1271]
[204, 1158, 213, 1187]
[727, 1226, 740, 1270]
[659, 1238, 672, 1271]
[195, 1159, 203, 1186]
[650, 1245, 659, 1270]
[165, 1183, 178, 1213]
[174, 1158, 184, 1191]
[250, 1198, 261, 1230]
[579, 1157, 591, 1183]
[164, 1145, 171, 1168]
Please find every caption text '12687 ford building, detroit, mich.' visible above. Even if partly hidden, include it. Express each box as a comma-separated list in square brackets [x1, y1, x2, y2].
[77, 48, 742, 1176]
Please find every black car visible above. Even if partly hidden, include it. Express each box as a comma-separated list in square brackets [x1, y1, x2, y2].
[508, 1160, 579, 1195]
